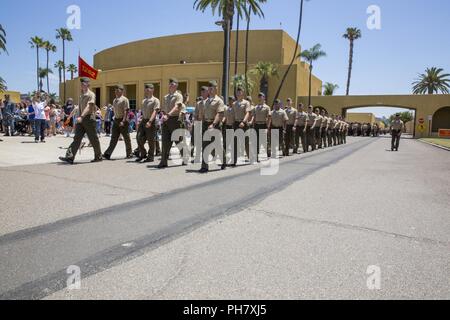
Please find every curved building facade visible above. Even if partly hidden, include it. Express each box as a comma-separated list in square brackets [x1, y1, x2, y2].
[62, 30, 323, 109]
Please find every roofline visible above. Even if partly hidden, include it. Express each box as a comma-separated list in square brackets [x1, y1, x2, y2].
[95, 29, 288, 56]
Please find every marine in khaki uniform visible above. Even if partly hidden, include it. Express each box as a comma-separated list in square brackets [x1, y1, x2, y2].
[158, 78, 185, 169]
[191, 87, 209, 159]
[284, 98, 297, 156]
[136, 83, 160, 163]
[304, 106, 317, 152]
[336, 116, 344, 145]
[222, 96, 236, 166]
[103, 84, 132, 160]
[59, 77, 102, 164]
[390, 113, 405, 151]
[343, 120, 349, 144]
[252, 92, 271, 161]
[312, 108, 323, 149]
[320, 110, 328, 148]
[199, 80, 225, 173]
[294, 103, 308, 153]
[270, 99, 289, 156]
[327, 114, 335, 147]
[232, 87, 253, 165]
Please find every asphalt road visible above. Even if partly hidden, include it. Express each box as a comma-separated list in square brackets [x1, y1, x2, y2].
[0, 136, 449, 299]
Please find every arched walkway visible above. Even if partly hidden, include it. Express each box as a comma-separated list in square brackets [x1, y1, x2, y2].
[432, 106, 450, 133]
[297, 95, 450, 138]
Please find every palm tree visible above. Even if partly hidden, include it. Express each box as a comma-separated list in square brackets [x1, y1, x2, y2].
[0, 77, 7, 92]
[250, 61, 279, 100]
[343, 27, 361, 95]
[194, 0, 266, 100]
[299, 43, 326, 105]
[232, 74, 255, 95]
[56, 28, 73, 101]
[30, 36, 44, 91]
[43, 41, 57, 94]
[0, 24, 7, 54]
[38, 68, 53, 92]
[273, 0, 308, 106]
[0, 24, 7, 92]
[54, 60, 65, 84]
[412, 67, 450, 94]
[243, 1, 266, 94]
[67, 64, 78, 80]
[323, 82, 339, 96]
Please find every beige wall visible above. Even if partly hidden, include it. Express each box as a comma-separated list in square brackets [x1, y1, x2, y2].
[298, 94, 450, 138]
[1, 91, 21, 103]
[347, 113, 376, 124]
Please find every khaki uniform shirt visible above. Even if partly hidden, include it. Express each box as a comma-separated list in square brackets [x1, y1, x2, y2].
[224, 106, 235, 125]
[271, 109, 288, 127]
[113, 95, 130, 120]
[321, 116, 328, 128]
[253, 104, 271, 123]
[285, 107, 297, 125]
[203, 95, 225, 121]
[79, 89, 96, 120]
[391, 119, 404, 131]
[306, 112, 317, 127]
[233, 99, 252, 122]
[162, 91, 184, 116]
[315, 114, 323, 128]
[141, 96, 160, 119]
[296, 111, 308, 127]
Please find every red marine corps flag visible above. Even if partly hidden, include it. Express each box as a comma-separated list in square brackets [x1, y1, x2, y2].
[78, 56, 99, 80]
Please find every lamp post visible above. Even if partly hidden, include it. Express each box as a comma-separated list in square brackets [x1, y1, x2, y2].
[216, 19, 231, 105]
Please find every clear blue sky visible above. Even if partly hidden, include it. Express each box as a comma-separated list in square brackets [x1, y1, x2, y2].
[1, 0, 449, 117]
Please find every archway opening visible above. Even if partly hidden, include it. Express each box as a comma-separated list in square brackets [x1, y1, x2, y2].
[432, 106, 450, 134]
[343, 105, 416, 138]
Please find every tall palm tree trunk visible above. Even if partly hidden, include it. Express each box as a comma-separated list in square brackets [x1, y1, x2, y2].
[234, 15, 240, 77]
[244, 4, 251, 95]
[308, 65, 313, 106]
[346, 40, 354, 96]
[62, 40, 66, 102]
[46, 50, 50, 93]
[36, 47, 40, 91]
[58, 68, 62, 84]
[273, 0, 304, 106]
[260, 76, 269, 101]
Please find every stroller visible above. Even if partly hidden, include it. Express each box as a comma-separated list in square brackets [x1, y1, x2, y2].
[14, 116, 28, 136]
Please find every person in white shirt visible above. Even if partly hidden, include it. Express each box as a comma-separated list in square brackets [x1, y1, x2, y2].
[32, 92, 48, 143]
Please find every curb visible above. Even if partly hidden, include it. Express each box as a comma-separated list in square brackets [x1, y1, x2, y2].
[417, 139, 450, 152]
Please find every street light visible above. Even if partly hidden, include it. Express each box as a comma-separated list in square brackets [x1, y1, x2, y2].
[216, 19, 231, 104]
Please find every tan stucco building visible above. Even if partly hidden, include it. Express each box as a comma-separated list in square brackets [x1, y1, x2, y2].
[0, 90, 21, 103]
[61, 30, 322, 109]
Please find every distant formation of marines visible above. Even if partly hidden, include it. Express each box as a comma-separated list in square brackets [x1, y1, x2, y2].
[59, 77, 360, 172]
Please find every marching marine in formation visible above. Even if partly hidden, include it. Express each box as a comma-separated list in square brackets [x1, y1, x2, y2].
[103, 84, 132, 160]
[199, 80, 225, 173]
[294, 103, 308, 153]
[284, 98, 298, 156]
[270, 99, 289, 156]
[59, 77, 103, 164]
[252, 93, 272, 162]
[136, 83, 160, 163]
[158, 79, 185, 169]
